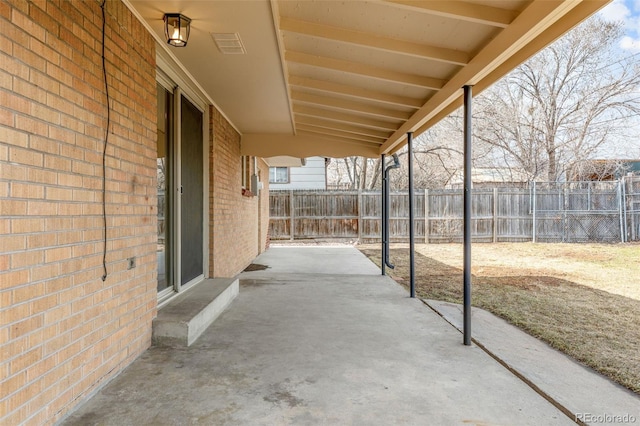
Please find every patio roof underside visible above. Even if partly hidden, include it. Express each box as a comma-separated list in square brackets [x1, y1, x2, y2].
[128, 0, 609, 159]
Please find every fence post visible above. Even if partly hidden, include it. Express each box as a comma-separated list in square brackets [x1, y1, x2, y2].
[618, 180, 625, 243]
[562, 185, 567, 243]
[532, 181, 537, 243]
[493, 187, 498, 243]
[622, 178, 628, 242]
[357, 189, 362, 242]
[289, 189, 294, 241]
[629, 177, 637, 241]
[425, 189, 429, 243]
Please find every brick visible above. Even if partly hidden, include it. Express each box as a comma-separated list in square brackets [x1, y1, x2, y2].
[44, 246, 71, 263]
[30, 2, 60, 38]
[10, 347, 42, 374]
[30, 263, 59, 282]
[44, 217, 73, 232]
[1, 371, 26, 396]
[29, 69, 60, 95]
[44, 186, 72, 201]
[27, 200, 58, 216]
[0, 68, 13, 90]
[13, 43, 46, 73]
[0, 109, 14, 129]
[9, 314, 43, 339]
[71, 160, 95, 176]
[48, 126, 75, 145]
[14, 114, 48, 137]
[10, 145, 45, 167]
[11, 7, 45, 42]
[0, 199, 27, 216]
[0, 235, 26, 252]
[27, 167, 57, 185]
[58, 202, 82, 216]
[26, 233, 54, 250]
[0, 0, 9, 20]
[29, 136, 60, 156]
[10, 250, 44, 269]
[44, 276, 71, 295]
[0, 142, 8, 162]
[10, 182, 44, 199]
[56, 230, 81, 245]
[45, 62, 72, 87]
[57, 172, 82, 188]
[0, 290, 10, 313]
[44, 155, 71, 172]
[31, 103, 61, 125]
[12, 78, 47, 105]
[0, 118, 29, 147]
[29, 37, 60, 65]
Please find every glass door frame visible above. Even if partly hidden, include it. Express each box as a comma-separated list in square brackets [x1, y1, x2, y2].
[156, 65, 210, 306]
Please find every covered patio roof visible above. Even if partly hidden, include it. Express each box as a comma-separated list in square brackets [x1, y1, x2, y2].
[127, 0, 609, 159]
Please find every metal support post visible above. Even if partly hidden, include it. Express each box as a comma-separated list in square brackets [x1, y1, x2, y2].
[408, 132, 415, 298]
[463, 85, 473, 346]
[381, 154, 386, 275]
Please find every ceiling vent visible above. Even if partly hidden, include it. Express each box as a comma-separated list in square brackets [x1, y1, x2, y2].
[211, 33, 246, 54]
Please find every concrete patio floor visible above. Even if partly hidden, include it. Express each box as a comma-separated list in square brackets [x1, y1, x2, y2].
[62, 246, 635, 425]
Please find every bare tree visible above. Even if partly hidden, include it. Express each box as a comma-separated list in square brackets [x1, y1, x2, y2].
[474, 16, 640, 182]
[326, 120, 464, 190]
[326, 157, 381, 190]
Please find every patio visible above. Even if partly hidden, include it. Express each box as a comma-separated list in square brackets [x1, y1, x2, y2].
[59, 245, 634, 425]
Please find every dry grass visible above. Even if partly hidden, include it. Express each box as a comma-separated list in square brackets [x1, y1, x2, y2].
[358, 243, 640, 394]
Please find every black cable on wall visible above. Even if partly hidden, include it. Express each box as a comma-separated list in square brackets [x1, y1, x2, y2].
[100, 0, 110, 282]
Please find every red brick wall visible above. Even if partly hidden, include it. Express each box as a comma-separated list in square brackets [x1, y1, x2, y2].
[209, 107, 269, 277]
[0, 1, 157, 424]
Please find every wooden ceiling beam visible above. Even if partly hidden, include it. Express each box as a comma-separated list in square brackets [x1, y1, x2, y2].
[295, 116, 393, 139]
[286, 51, 445, 90]
[289, 75, 423, 109]
[382, 0, 516, 28]
[291, 91, 412, 121]
[293, 105, 400, 131]
[296, 124, 387, 145]
[280, 16, 468, 65]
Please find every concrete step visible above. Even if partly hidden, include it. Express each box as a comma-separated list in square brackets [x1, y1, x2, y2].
[152, 278, 239, 347]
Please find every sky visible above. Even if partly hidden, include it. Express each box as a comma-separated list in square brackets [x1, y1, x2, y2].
[594, 0, 640, 159]
[599, 0, 640, 52]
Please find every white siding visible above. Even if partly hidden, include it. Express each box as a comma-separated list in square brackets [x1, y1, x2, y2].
[271, 156, 326, 190]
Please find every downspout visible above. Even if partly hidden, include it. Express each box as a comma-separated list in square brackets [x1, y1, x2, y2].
[384, 154, 400, 270]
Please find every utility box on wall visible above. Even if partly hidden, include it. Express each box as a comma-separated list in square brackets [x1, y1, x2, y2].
[251, 174, 262, 195]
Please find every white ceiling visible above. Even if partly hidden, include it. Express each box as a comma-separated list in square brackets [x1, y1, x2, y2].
[126, 0, 609, 159]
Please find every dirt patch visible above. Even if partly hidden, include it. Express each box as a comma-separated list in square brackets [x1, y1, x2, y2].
[359, 245, 640, 395]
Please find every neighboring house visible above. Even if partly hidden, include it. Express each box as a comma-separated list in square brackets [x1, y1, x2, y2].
[269, 156, 327, 190]
[448, 168, 530, 189]
[567, 159, 640, 181]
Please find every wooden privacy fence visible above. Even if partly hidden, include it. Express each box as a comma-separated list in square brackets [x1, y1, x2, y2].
[269, 177, 640, 243]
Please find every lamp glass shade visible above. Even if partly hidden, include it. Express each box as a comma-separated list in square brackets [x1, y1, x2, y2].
[164, 13, 191, 47]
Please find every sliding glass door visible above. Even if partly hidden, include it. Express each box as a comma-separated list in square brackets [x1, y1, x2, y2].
[156, 83, 205, 297]
[180, 95, 204, 285]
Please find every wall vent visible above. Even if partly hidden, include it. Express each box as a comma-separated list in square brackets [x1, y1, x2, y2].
[211, 33, 246, 54]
